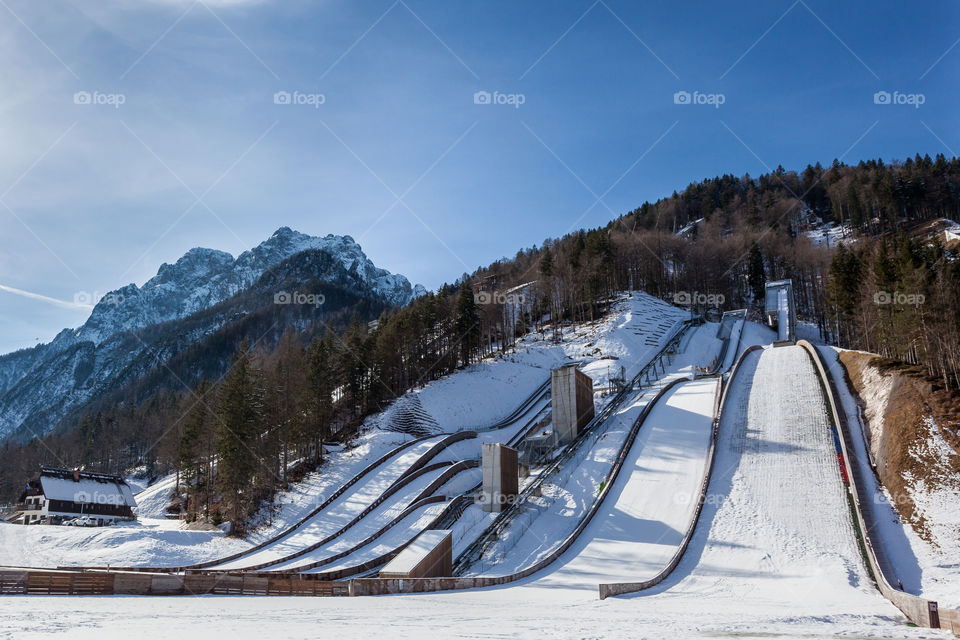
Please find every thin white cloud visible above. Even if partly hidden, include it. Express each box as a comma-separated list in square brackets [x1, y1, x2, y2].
[0, 283, 92, 310]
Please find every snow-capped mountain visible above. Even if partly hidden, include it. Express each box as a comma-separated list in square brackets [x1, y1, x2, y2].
[0, 227, 424, 442]
[68, 227, 422, 346]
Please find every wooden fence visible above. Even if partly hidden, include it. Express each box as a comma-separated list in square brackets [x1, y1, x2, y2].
[0, 568, 346, 597]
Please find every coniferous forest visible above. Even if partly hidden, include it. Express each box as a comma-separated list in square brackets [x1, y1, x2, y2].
[2, 154, 958, 530]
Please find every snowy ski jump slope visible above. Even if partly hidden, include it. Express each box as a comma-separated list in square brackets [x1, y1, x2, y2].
[610, 346, 912, 625]
[194, 294, 690, 575]
[48, 293, 687, 576]
[527, 376, 719, 591]
[1, 311, 953, 636]
[331, 343, 945, 634]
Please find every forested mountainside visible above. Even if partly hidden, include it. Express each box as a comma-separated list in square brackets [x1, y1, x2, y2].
[0, 228, 422, 445]
[1, 154, 957, 526]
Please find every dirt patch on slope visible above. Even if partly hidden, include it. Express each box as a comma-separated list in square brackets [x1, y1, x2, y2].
[838, 351, 960, 544]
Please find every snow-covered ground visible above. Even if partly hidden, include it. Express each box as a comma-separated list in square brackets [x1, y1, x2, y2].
[805, 221, 857, 248]
[617, 346, 926, 632]
[796, 319, 825, 344]
[132, 474, 178, 519]
[0, 517, 248, 569]
[0, 346, 943, 639]
[0, 292, 692, 573]
[3, 297, 952, 639]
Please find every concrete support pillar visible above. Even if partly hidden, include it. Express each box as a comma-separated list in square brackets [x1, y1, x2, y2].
[481, 443, 519, 512]
[551, 365, 595, 445]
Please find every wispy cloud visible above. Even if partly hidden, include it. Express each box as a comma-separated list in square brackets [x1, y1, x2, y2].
[0, 283, 91, 310]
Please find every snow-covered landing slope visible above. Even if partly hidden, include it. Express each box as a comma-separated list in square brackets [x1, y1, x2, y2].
[264, 467, 480, 573]
[463, 321, 724, 576]
[632, 346, 908, 627]
[528, 377, 717, 591]
[206, 436, 452, 571]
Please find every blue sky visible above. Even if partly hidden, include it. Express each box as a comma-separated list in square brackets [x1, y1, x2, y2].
[0, 0, 956, 353]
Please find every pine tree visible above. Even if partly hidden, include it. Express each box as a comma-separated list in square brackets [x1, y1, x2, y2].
[177, 397, 202, 508]
[215, 342, 262, 534]
[454, 282, 481, 366]
[826, 244, 863, 346]
[846, 183, 865, 228]
[539, 245, 553, 278]
[339, 317, 367, 419]
[747, 242, 766, 305]
[307, 335, 334, 465]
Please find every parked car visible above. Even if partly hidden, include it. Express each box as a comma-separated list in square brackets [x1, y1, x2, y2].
[63, 516, 97, 527]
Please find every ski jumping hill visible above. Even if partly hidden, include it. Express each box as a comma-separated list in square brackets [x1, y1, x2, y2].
[1, 295, 956, 638]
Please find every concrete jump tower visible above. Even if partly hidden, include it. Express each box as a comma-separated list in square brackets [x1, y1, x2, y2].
[764, 279, 797, 345]
[551, 365, 595, 445]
